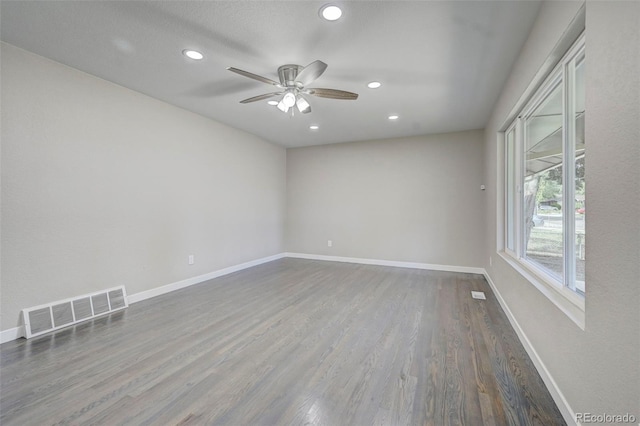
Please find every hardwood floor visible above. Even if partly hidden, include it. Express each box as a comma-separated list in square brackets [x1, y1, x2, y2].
[0, 258, 565, 425]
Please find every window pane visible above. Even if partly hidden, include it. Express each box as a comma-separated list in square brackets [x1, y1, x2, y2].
[574, 54, 586, 291]
[506, 128, 516, 251]
[524, 81, 564, 280]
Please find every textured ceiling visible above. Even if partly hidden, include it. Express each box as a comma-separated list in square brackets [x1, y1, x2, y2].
[0, 1, 541, 147]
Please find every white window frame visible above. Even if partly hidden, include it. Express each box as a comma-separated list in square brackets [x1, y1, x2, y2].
[500, 33, 585, 328]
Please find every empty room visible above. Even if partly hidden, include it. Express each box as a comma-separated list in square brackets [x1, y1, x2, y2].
[1, 1, 638, 425]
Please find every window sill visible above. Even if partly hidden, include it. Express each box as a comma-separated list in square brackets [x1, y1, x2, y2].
[498, 251, 585, 330]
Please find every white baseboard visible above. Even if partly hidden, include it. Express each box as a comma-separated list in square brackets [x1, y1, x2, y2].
[0, 250, 576, 426]
[482, 270, 578, 426]
[0, 253, 287, 344]
[2, 252, 481, 343]
[1, 325, 25, 344]
[285, 252, 485, 274]
[127, 253, 286, 304]
[0, 253, 576, 426]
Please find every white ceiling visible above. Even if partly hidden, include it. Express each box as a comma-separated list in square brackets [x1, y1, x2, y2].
[0, 1, 541, 148]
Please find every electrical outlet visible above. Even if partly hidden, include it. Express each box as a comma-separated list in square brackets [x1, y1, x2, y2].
[188, 255, 195, 265]
[327, 240, 332, 247]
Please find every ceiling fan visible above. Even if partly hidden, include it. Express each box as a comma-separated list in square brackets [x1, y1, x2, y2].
[227, 60, 358, 115]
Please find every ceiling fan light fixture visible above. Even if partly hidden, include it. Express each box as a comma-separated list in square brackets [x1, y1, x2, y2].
[320, 4, 342, 21]
[282, 92, 297, 108]
[277, 101, 289, 113]
[182, 49, 203, 60]
[367, 81, 382, 89]
[296, 96, 311, 113]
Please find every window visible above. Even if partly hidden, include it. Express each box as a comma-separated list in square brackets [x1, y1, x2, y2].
[504, 34, 585, 299]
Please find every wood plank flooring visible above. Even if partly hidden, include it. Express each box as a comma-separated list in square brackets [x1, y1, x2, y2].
[0, 258, 565, 425]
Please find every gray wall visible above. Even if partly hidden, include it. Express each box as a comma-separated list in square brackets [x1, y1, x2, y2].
[3, 2, 639, 417]
[286, 131, 484, 267]
[483, 1, 639, 418]
[1, 43, 286, 330]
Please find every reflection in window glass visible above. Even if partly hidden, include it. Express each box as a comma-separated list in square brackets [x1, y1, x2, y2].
[506, 128, 516, 252]
[573, 53, 586, 291]
[524, 81, 564, 280]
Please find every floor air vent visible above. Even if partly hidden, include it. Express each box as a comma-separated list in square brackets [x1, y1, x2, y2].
[471, 291, 486, 300]
[22, 286, 128, 339]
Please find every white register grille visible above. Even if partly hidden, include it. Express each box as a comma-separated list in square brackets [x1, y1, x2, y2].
[22, 286, 128, 339]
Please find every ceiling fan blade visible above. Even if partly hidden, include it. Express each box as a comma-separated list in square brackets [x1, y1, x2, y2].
[295, 60, 328, 87]
[239, 92, 283, 103]
[227, 67, 280, 86]
[308, 88, 359, 100]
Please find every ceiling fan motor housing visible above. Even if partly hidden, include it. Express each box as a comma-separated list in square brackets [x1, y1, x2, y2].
[278, 64, 304, 87]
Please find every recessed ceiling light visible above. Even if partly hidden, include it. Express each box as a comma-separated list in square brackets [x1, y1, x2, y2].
[309, 125, 319, 130]
[320, 4, 342, 21]
[267, 100, 279, 106]
[182, 49, 203, 60]
[388, 115, 399, 120]
[367, 81, 381, 89]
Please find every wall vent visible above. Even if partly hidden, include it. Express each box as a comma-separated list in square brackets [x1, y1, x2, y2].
[22, 286, 128, 339]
